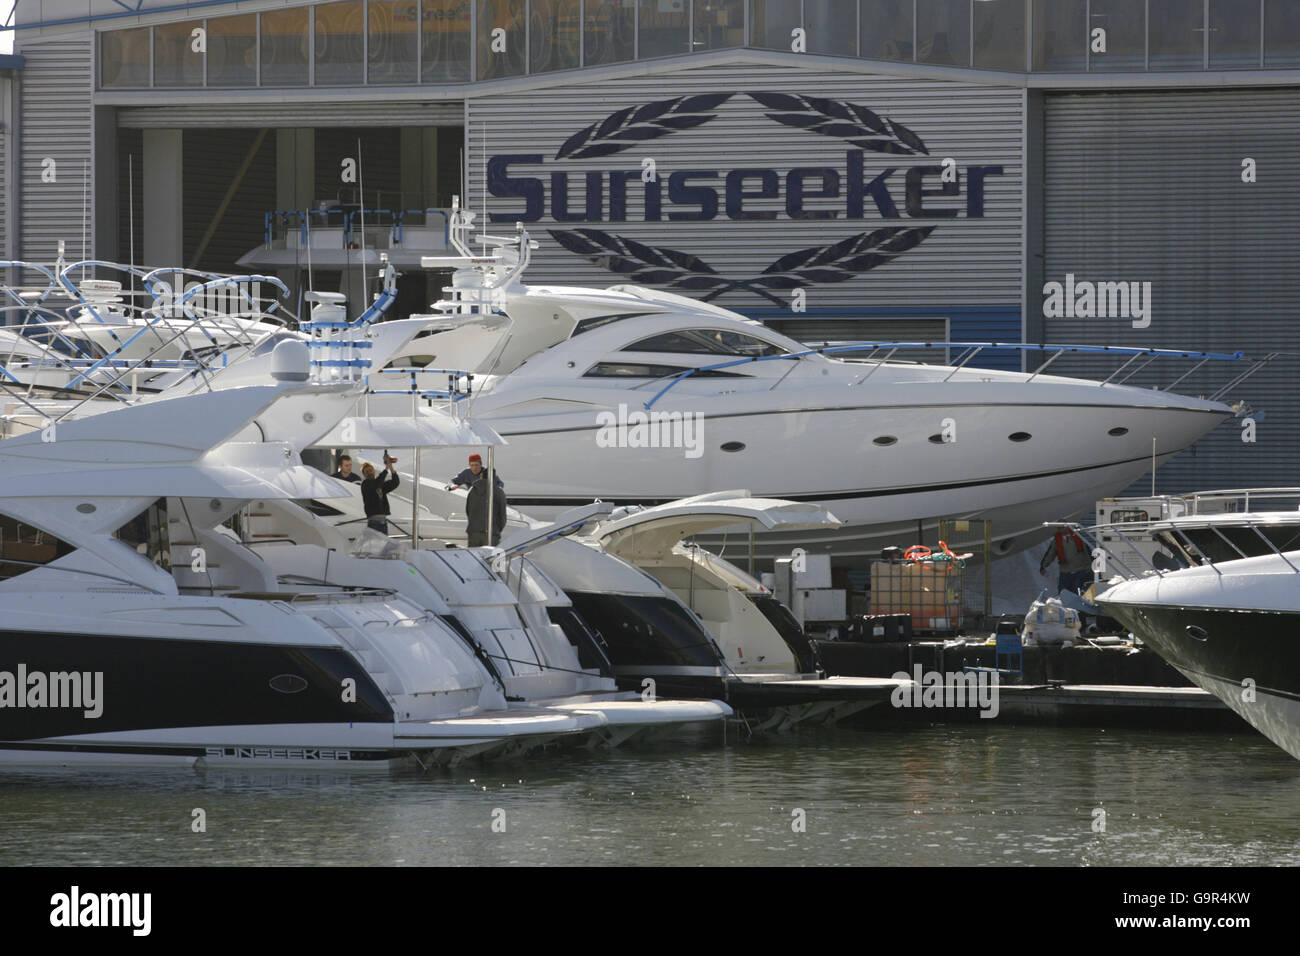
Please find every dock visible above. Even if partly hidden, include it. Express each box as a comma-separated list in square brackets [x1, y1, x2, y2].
[815, 639, 1248, 731]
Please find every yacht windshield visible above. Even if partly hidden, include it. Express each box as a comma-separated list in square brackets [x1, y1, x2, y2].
[1172, 524, 1300, 564]
[584, 362, 749, 379]
[623, 330, 788, 357]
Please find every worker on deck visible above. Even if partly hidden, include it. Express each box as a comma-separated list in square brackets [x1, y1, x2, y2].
[1040, 528, 1091, 595]
[360, 455, 400, 533]
[465, 467, 507, 547]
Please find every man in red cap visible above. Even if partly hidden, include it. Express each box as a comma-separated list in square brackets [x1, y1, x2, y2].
[448, 453, 502, 491]
[448, 453, 506, 547]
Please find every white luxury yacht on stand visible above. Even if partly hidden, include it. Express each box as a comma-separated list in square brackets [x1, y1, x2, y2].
[371, 207, 1252, 565]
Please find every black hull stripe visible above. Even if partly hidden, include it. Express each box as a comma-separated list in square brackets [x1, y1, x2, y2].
[0, 629, 393, 738]
[1099, 603, 1300, 700]
[507, 451, 1173, 508]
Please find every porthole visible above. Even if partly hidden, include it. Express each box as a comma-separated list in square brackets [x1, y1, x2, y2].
[996, 538, 1016, 554]
[269, 674, 309, 694]
[1008, 432, 1031, 443]
[928, 434, 945, 444]
[1185, 625, 1209, 643]
[75, 503, 96, 514]
[873, 436, 897, 446]
[1108, 426, 1129, 437]
[720, 441, 746, 453]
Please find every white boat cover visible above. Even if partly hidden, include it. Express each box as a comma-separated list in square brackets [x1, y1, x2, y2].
[593, 490, 840, 562]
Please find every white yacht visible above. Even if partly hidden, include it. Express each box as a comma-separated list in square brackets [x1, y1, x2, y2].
[314, 476, 906, 728]
[0, 279, 732, 749]
[1, 261, 287, 365]
[374, 212, 1247, 564]
[0, 377, 603, 768]
[1097, 544, 1300, 762]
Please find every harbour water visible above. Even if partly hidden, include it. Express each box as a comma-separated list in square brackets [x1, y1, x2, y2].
[2, 725, 1297, 866]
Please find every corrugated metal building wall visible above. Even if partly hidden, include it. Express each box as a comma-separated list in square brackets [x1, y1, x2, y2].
[18, 36, 94, 263]
[182, 127, 278, 275]
[1039, 89, 1300, 492]
[465, 63, 1024, 337]
[0, 74, 9, 261]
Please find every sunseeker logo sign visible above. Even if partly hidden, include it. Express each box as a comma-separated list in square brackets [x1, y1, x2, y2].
[487, 92, 1005, 304]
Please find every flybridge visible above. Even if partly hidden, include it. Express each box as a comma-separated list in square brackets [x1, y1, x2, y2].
[488, 152, 1006, 223]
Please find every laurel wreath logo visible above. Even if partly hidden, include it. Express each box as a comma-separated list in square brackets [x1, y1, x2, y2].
[555, 93, 736, 161]
[745, 91, 929, 155]
[548, 226, 937, 306]
[547, 92, 938, 300]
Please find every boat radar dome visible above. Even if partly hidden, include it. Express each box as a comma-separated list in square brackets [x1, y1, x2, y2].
[270, 340, 310, 382]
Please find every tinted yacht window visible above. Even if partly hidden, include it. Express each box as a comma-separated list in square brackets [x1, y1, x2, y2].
[584, 362, 748, 379]
[0, 514, 76, 581]
[624, 330, 788, 356]
[114, 498, 172, 570]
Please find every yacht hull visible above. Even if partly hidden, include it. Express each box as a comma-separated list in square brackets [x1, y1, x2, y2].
[1098, 601, 1300, 761]
[0, 621, 591, 768]
[421, 399, 1228, 563]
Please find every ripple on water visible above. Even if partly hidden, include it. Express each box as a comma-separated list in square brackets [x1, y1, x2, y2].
[0, 725, 1296, 865]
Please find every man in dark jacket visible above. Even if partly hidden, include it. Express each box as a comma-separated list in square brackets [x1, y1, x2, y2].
[465, 469, 506, 547]
[449, 453, 505, 491]
[360, 455, 400, 533]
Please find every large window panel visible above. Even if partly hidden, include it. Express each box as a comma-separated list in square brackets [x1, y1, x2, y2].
[1209, 0, 1260, 69]
[315, 1, 365, 85]
[208, 14, 257, 87]
[531, 0, 581, 72]
[693, 0, 744, 51]
[423, 0, 472, 81]
[1033, 0, 1086, 70]
[1088, 0, 1145, 71]
[0, 514, 75, 582]
[1264, 0, 1300, 68]
[917, 0, 969, 66]
[154, 21, 204, 86]
[585, 0, 635, 65]
[805, 0, 855, 56]
[639, 0, 689, 59]
[101, 27, 151, 88]
[478, 0, 526, 79]
[751, 0, 801, 52]
[260, 8, 310, 86]
[369, 0, 419, 83]
[860, 0, 914, 62]
[1149, 0, 1204, 70]
[972, 0, 1024, 70]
